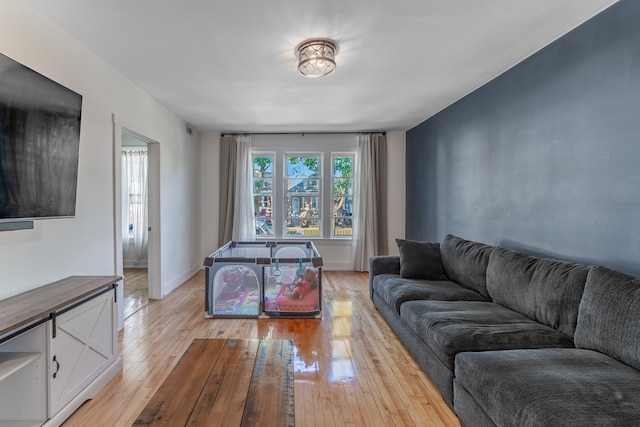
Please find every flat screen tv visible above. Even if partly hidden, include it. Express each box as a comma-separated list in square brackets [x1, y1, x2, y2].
[0, 52, 82, 222]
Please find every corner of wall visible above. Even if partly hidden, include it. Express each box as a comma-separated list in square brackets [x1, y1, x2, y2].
[386, 131, 406, 256]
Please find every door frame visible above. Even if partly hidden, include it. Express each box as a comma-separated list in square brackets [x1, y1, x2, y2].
[112, 114, 162, 329]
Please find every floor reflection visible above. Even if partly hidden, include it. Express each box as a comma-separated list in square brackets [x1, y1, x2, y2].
[256, 295, 359, 390]
[123, 268, 148, 319]
[295, 346, 319, 374]
[330, 299, 356, 383]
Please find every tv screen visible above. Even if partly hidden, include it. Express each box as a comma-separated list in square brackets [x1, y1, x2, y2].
[0, 52, 82, 222]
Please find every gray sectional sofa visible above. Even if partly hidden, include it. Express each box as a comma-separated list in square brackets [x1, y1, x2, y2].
[369, 234, 640, 427]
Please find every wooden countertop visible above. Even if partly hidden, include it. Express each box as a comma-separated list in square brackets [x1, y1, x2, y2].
[0, 275, 122, 338]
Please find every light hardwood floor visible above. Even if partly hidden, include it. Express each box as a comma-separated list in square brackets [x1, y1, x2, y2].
[62, 270, 461, 427]
[123, 268, 148, 319]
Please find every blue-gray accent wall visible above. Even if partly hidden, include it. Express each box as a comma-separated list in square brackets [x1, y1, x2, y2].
[406, 0, 640, 275]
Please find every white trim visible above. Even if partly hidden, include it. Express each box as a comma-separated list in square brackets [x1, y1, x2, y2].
[330, 152, 355, 239]
[146, 143, 161, 300]
[283, 152, 323, 239]
[112, 114, 162, 331]
[161, 267, 199, 298]
[322, 261, 354, 271]
[123, 260, 148, 269]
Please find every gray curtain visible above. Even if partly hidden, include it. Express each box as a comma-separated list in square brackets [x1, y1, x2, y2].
[353, 133, 388, 271]
[218, 135, 236, 247]
[218, 134, 254, 246]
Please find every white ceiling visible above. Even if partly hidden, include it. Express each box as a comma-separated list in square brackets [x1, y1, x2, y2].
[27, 0, 617, 133]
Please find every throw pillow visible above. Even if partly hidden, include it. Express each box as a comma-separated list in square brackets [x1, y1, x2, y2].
[396, 238, 446, 280]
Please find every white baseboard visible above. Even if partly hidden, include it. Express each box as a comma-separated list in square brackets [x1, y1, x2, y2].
[162, 266, 200, 297]
[123, 260, 148, 268]
[322, 261, 354, 271]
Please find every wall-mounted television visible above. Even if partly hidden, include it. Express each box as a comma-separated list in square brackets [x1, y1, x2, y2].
[0, 52, 82, 222]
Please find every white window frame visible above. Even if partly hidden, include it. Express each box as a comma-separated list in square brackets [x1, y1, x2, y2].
[331, 152, 355, 239]
[251, 152, 275, 238]
[283, 152, 323, 239]
[250, 135, 356, 241]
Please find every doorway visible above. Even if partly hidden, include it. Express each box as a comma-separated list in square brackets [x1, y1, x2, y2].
[121, 136, 149, 318]
[113, 114, 161, 330]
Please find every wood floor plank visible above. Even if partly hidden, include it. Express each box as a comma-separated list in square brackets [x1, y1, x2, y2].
[123, 268, 149, 319]
[133, 339, 226, 426]
[136, 338, 296, 427]
[187, 339, 258, 426]
[241, 339, 295, 427]
[61, 271, 460, 427]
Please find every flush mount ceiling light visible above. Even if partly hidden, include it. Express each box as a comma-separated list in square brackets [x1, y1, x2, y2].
[296, 38, 338, 78]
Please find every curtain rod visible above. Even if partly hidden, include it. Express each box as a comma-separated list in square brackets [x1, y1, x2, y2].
[220, 131, 386, 137]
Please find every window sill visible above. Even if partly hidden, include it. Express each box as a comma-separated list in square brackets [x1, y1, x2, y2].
[255, 237, 352, 245]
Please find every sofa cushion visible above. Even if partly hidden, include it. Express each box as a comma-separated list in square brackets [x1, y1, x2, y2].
[486, 247, 590, 338]
[575, 266, 640, 371]
[372, 274, 486, 314]
[440, 234, 494, 299]
[396, 239, 446, 280]
[400, 300, 574, 371]
[455, 348, 640, 427]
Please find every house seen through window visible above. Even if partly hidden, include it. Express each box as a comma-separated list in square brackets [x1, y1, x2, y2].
[332, 154, 354, 237]
[285, 154, 320, 237]
[251, 150, 354, 239]
[253, 154, 274, 237]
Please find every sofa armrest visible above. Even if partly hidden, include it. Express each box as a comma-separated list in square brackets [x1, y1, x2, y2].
[369, 256, 401, 299]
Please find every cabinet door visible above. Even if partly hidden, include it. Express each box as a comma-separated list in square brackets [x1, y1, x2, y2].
[49, 289, 116, 416]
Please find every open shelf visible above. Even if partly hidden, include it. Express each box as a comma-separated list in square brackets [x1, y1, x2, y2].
[0, 353, 41, 382]
[0, 351, 45, 426]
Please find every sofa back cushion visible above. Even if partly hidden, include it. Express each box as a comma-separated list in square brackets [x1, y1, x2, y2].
[574, 266, 640, 371]
[396, 239, 446, 280]
[486, 247, 590, 338]
[440, 234, 494, 299]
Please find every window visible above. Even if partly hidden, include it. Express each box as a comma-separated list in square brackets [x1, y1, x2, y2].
[250, 135, 355, 240]
[331, 154, 354, 237]
[285, 154, 321, 237]
[252, 154, 274, 237]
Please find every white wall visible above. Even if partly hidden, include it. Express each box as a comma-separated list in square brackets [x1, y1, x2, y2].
[199, 131, 406, 269]
[0, 3, 201, 306]
[200, 132, 221, 261]
[386, 131, 406, 255]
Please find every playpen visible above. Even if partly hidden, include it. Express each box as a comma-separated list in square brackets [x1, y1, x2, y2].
[203, 241, 323, 318]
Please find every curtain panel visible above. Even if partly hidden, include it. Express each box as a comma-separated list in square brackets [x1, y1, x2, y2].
[232, 135, 255, 241]
[121, 149, 149, 264]
[218, 136, 236, 246]
[353, 133, 388, 271]
[218, 134, 254, 247]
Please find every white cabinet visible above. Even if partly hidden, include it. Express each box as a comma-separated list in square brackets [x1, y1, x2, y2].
[48, 289, 117, 416]
[0, 276, 122, 427]
[0, 324, 47, 427]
